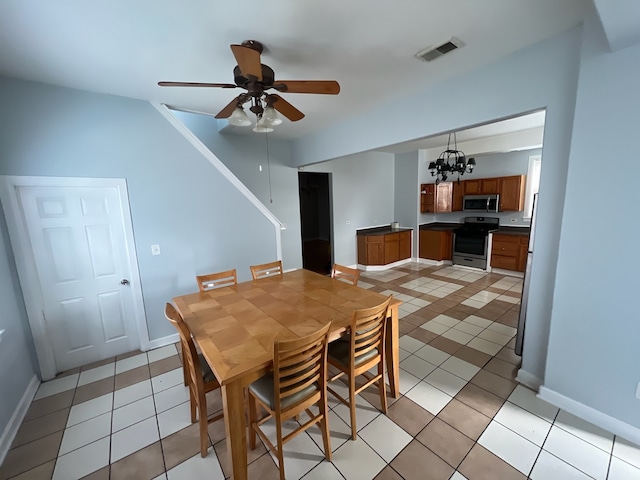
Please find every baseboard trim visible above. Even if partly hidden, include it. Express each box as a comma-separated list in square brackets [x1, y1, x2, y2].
[145, 333, 179, 351]
[416, 258, 452, 266]
[538, 385, 640, 444]
[516, 368, 542, 390]
[359, 258, 413, 272]
[0, 375, 40, 465]
[490, 267, 524, 278]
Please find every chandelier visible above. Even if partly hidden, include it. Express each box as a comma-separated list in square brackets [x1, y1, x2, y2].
[428, 132, 476, 184]
[227, 94, 283, 133]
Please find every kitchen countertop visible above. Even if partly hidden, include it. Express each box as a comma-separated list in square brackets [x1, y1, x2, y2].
[495, 226, 531, 235]
[419, 222, 531, 235]
[356, 226, 413, 236]
[419, 222, 460, 231]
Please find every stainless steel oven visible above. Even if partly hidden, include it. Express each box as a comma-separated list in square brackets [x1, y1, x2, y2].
[452, 217, 499, 269]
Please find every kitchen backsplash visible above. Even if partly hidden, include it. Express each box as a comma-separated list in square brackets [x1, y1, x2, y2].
[422, 211, 531, 226]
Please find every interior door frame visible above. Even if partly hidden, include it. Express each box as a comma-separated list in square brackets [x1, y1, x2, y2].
[0, 176, 149, 380]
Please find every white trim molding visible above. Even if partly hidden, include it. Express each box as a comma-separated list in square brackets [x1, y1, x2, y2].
[516, 368, 542, 390]
[0, 176, 149, 380]
[538, 386, 640, 445]
[145, 333, 180, 352]
[152, 102, 283, 262]
[358, 258, 413, 272]
[0, 375, 39, 465]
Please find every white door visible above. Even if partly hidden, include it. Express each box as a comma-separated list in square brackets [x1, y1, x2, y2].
[1, 177, 146, 378]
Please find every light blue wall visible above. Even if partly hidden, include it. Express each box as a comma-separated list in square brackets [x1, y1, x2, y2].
[305, 152, 395, 266]
[420, 148, 542, 226]
[171, 111, 302, 270]
[0, 77, 278, 343]
[0, 207, 37, 435]
[394, 152, 420, 256]
[545, 15, 640, 427]
[293, 27, 583, 388]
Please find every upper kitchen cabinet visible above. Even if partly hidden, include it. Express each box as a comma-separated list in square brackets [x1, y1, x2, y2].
[498, 175, 526, 211]
[452, 181, 464, 212]
[464, 178, 499, 195]
[420, 183, 452, 213]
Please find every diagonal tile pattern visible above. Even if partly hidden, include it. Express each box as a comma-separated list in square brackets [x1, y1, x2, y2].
[1, 263, 639, 479]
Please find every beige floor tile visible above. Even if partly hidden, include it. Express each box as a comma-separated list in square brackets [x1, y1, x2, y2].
[162, 423, 210, 471]
[390, 439, 454, 480]
[149, 354, 182, 378]
[458, 444, 527, 480]
[73, 376, 115, 405]
[246, 452, 281, 480]
[437, 399, 492, 441]
[24, 390, 74, 422]
[429, 336, 463, 355]
[495, 345, 522, 365]
[416, 418, 474, 468]
[115, 364, 151, 390]
[483, 357, 519, 380]
[374, 466, 404, 480]
[0, 430, 64, 479]
[455, 383, 505, 418]
[453, 346, 492, 368]
[470, 370, 517, 399]
[110, 442, 165, 480]
[7, 460, 55, 480]
[213, 428, 267, 479]
[384, 396, 434, 437]
[12, 408, 69, 448]
[82, 466, 110, 479]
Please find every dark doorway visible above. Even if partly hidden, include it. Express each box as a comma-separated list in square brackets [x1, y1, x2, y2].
[298, 172, 332, 275]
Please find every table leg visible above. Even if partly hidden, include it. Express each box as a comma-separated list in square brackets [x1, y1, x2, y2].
[221, 380, 248, 480]
[385, 305, 400, 398]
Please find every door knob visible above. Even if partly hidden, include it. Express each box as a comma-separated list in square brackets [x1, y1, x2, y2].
[121, 279, 130, 285]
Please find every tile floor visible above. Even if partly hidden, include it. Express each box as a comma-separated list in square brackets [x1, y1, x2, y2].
[2, 263, 640, 479]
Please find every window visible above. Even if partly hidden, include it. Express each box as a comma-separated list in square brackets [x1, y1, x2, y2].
[523, 154, 541, 219]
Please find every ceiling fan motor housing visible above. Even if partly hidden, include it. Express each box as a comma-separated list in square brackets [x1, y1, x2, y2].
[233, 65, 275, 90]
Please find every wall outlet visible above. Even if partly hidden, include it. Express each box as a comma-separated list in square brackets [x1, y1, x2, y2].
[510, 218, 518, 223]
[151, 244, 161, 256]
[635, 382, 640, 399]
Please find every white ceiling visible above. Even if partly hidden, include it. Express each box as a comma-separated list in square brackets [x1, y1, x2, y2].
[0, 0, 594, 143]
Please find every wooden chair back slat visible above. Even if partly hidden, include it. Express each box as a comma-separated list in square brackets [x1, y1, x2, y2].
[196, 269, 237, 292]
[331, 263, 361, 286]
[250, 260, 283, 280]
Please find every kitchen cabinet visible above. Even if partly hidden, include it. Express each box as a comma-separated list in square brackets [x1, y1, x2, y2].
[452, 181, 464, 212]
[498, 175, 526, 212]
[357, 229, 412, 266]
[420, 183, 452, 213]
[419, 229, 453, 261]
[464, 178, 499, 195]
[490, 232, 529, 272]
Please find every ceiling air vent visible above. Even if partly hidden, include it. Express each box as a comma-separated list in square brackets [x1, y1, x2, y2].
[415, 37, 465, 62]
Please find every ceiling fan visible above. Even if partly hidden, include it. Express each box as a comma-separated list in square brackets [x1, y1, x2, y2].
[158, 40, 340, 130]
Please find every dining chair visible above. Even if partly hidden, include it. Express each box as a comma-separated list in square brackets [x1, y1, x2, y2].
[331, 263, 361, 286]
[327, 296, 392, 440]
[248, 321, 333, 480]
[250, 260, 283, 280]
[164, 303, 223, 457]
[196, 268, 237, 292]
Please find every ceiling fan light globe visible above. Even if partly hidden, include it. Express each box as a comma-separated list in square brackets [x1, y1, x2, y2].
[228, 107, 252, 127]
[262, 106, 283, 126]
[253, 124, 274, 133]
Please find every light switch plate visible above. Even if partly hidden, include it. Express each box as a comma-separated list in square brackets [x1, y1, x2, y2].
[0, 329, 5, 344]
[636, 382, 640, 400]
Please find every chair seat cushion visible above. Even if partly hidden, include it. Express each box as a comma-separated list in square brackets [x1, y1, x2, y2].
[198, 353, 218, 384]
[328, 338, 378, 367]
[249, 373, 319, 410]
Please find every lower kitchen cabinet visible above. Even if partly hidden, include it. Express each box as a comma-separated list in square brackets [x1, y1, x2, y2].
[419, 229, 453, 261]
[357, 230, 412, 266]
[490, 233, 529, 272]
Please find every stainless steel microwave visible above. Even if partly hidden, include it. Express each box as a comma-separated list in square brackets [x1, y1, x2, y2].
[463, 194, 500, 212]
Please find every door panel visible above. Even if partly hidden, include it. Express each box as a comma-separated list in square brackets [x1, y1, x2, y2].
[17, 185, 139, 372]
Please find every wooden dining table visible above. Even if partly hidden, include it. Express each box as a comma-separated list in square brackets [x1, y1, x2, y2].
[172, 269, 402, 480]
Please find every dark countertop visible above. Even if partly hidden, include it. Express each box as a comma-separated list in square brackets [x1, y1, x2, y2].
[419, 222, 531, 235]
[496, 226, 531, 235]
[356, 226, 413, 236]
[419, 222, 460, 231]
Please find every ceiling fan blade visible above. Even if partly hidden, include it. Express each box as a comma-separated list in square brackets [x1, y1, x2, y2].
[214, 95, 243, 119]
[158, 81, 237, 88]
[272, 80, 340, 95]
[230, 45, 263, 81]
[268, 94, 305, 122]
